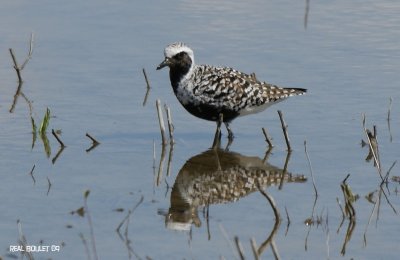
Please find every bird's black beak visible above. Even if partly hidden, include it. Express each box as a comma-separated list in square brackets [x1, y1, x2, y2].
[156, 58, 170, 70]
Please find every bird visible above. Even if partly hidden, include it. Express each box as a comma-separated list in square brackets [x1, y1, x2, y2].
[157, 42, 306, 141]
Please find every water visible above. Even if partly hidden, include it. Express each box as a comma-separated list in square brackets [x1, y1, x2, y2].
[1, 0, 399, 259]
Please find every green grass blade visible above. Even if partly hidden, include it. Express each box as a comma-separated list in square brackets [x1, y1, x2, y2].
[39, 107, 51, 134]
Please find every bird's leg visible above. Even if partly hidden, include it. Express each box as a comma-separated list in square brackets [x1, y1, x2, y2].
[212, 114, 223, 149]
[224, 122, 234, 141]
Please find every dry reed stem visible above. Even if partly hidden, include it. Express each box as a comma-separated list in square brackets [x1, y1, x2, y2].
[142, 88, 150, 107]
[156, 99, 167, 145]
[142, 68, 151, 89]
[164, 104, 174, 145]
[277, 110, 291, 151]
[9, 33, 34, 84]
[166, 143, 174, 177]
[21, 32, 34, 70]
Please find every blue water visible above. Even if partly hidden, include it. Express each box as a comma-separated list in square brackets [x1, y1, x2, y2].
[0, 0, 399, 259]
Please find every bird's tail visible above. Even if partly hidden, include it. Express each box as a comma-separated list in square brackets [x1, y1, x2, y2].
[284, 87, 307, 96]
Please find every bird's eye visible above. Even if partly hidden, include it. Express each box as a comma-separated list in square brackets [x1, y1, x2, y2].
[176, 52, 186, 58]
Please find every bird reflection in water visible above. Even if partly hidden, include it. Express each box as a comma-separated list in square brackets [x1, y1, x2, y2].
[164, 148, 307, 231]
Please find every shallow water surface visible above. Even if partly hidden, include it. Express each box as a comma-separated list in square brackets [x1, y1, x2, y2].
[0, 0, 399, 259]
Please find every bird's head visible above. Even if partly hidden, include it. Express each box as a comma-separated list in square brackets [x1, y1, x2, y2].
[157, 42, 194, 71]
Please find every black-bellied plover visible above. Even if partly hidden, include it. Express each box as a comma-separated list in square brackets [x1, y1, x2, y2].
[157, 42, 306, 140]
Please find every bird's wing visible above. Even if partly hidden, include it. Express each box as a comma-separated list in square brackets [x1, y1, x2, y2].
[192, 66, 301, 111]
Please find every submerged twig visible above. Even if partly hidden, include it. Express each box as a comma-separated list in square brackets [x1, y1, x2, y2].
[387, 97, 393, 142]
[340, 174, 357, 219]
[9, 33, 35, 114]
[304, 196, 318, 251]
[383, 161, 397, 184]
[83, 190, 98, 260]
[52, 146, 65, 164]
[336, 198, 346, 218]
[338, 175, 357, 257]
[262, 127, 273, 148]
[219, 224, 237, 259]
[17, 219, 34, 260]
[46, 177, 52, 196]
[340, 215, 356, 256]
[86, 133, 100, 152]
[250, 238, 259, 260]
[9, 48, 23, 83]
[142, 68, 151, 106]
[257, 185, 281, 257]
[156, 144, 167, 186]
[116, 195, 144, 259]
[362, 114, 383, 181]
[29, 164, 36, 184]
[234, 236, 245, 260]
[279, 151, 291, 190]
[79, 233, 92, 260]
[258, 186, 280, 221]
[116, 195, 144, 233]
[284, 206, 291, 236]
[86, 133, 100, 145]
[52, 129, 65, 147]
[304, 140, 318, 197]
[304, 0, 310, 29]
[277, 110, 291, 151]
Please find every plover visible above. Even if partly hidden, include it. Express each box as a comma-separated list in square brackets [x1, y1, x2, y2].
[157, 42, 306, 140]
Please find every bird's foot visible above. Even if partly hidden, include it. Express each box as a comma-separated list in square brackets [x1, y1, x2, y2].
[225, 122, 234, 142]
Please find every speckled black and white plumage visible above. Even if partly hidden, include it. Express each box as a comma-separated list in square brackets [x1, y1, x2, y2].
[157, 42, 306, 139]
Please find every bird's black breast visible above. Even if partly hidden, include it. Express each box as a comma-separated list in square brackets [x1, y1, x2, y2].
[181, 102, 240, 123]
